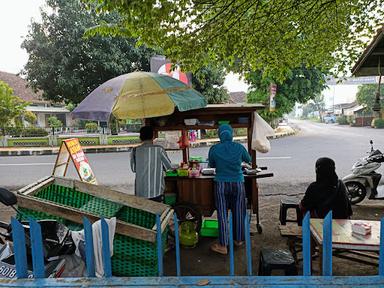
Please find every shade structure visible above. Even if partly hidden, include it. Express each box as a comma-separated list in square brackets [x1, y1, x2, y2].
[72, 72, 207, 121]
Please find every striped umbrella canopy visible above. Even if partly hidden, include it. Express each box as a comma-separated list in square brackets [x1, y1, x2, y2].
[72, 72, 207, 121]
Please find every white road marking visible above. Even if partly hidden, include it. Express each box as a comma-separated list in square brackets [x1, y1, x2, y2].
[0, 163, 53, 166]
[257, 156, 292, 160]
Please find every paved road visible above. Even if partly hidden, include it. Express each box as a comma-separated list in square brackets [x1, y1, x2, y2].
[1, 120, 383, 194]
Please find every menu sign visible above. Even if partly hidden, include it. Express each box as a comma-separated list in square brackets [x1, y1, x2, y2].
[52, 138, 97, 184]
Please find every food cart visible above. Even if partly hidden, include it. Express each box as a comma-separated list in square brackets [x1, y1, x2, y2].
[146, 104, 274, 233]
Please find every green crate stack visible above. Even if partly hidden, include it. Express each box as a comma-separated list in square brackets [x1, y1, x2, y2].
[116, 206, 156, 229]
[18, 183, 167, 276]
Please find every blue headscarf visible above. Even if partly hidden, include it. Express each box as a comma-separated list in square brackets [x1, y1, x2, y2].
[214, 124, 243, 162]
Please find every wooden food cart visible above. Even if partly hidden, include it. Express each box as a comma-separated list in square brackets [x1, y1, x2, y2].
[146, 104, 274, 233]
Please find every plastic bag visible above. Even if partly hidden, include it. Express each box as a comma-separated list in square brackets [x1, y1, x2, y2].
[252, 112, 275, 153]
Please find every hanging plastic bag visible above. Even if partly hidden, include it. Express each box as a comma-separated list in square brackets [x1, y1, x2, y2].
[252, 112, 275, 153]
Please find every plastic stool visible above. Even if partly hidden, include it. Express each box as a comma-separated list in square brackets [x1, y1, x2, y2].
[279, 197, 303, 226]
[258, 248, 298, 276]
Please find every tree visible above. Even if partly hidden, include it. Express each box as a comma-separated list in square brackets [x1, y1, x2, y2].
[21, 0, 157, 104]
[356, 84, 384, 113]
[246, 67, 327, 121]
[47, 116, 63, 129]
[0, 81, 28, 135]
[85, 0, 384, 80]
[192, 65, 229, 104]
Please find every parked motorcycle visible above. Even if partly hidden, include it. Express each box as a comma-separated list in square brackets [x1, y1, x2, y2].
[342, 140, 384, 205]
[0, 187, 76, 278]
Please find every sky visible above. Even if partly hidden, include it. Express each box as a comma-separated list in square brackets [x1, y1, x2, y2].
[0, 0, 45, 74]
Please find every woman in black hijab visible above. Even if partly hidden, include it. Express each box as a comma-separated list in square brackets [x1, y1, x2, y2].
[300, 157, 352, 219]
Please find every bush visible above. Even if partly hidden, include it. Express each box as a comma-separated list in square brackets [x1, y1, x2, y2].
[234, 128, 247, 136]
[336, 115, 349, 125]
[373, 118, 384, 128]
[22, 127, 48, 137]
[85, 122, 98, 133]
[4, 126, 48, 137]
[47, 116, 63, 128]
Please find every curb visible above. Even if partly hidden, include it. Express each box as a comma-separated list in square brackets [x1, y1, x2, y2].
[0, 131, 296, 157]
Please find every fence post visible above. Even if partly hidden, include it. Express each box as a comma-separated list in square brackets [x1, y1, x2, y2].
[156, 214, 163, 276]
[229, 211, 234, 276]
[100, 218, 112, 277]
[29, 219, 45, 278]
[380, 217, 384, 276]
[322, 211, 332, 276]
[173, 213, 181, 276]
[83, 217, 95, 277]
[244, 211, 252, 276]
[11, 217, 28, 278]
[302, 212, 311, 276]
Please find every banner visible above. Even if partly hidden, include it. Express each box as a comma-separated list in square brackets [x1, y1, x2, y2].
[52, 138, 97, 184]
[269, 84, 277, 112]
[150, 55, 192, 86]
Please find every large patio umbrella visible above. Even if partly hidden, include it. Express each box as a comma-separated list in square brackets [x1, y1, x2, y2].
[72, 72, 207, 121]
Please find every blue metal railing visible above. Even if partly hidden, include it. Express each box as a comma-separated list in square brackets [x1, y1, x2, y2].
[2, 211, 384, 287]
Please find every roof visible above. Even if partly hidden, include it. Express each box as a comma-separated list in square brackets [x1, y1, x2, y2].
[228, 91, 246, 104]
[352, 26, 384, 76]
[26, 106, 70, 113]
[0, 71, 48, 104]
[333, 101, 358, 110]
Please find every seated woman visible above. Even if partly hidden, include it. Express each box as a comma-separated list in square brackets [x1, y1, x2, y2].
[300, 157, 352, 219]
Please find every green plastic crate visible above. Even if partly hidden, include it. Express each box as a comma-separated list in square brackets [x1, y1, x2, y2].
[164, 194, 177, 206]
[18, 183, 167, 276]
[200, 219, 219, 237]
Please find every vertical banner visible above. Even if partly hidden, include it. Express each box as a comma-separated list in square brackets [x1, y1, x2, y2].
[52, 138, 97, 184]
[150, 55, 192, 86]
[269, 83, 277, 112]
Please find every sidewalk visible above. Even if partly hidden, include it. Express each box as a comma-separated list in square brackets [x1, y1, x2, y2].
[0, 128, 296, 156]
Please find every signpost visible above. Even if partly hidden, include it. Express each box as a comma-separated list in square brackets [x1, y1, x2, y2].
[52, 138, 97, 184]
[269, 84, 277, 112]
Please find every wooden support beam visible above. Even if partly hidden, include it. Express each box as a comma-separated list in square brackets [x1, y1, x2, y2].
[16, 194, 157, 242]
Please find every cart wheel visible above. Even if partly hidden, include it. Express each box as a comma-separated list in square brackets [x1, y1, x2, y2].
[256, 223, 263, 234]
[173, 202, 202, 233]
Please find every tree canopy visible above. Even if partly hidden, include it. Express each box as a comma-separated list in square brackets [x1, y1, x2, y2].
[192, 65, 229, 104]
[356, 84, 384, 112]
[246, 67, 327, 120]
[86, 0, 384, 80]
[22, 0, 157, 104]
[0, 81, 28, 135]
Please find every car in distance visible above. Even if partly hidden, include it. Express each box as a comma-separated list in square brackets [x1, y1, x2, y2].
[323, 113, 336, 124]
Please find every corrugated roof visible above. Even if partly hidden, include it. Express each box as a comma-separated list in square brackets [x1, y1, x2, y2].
[228, 91, 246, 104]
[0, 71, 48, 104]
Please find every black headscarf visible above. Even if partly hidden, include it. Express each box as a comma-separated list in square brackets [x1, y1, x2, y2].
[301, 157, 352, 219]
[315, 157, 338, 187]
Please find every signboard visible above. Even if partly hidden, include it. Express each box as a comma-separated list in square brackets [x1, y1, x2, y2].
[52, 138, 97, 184]
[269, 84, 277, 112]
[150, 55, 192, 86]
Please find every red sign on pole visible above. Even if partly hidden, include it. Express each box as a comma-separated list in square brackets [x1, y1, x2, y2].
[269, 84, 277, 112]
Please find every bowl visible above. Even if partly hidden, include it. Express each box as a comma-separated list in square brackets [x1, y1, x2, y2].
[184, 118, 198, 125]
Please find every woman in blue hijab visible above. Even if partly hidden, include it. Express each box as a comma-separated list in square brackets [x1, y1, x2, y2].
[208, 124, 251, 255]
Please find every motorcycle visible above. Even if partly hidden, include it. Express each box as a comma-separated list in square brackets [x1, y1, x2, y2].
[0, 187, 76, 278]
[342, 140, 384, 205]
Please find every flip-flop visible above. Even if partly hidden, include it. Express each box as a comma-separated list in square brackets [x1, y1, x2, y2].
[234, 241, 244, 247]
[210, 243, 228, 255]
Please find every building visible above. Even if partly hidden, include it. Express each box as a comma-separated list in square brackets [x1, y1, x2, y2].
[0, 71, 71, 127]
[228, 91, 246, 104]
